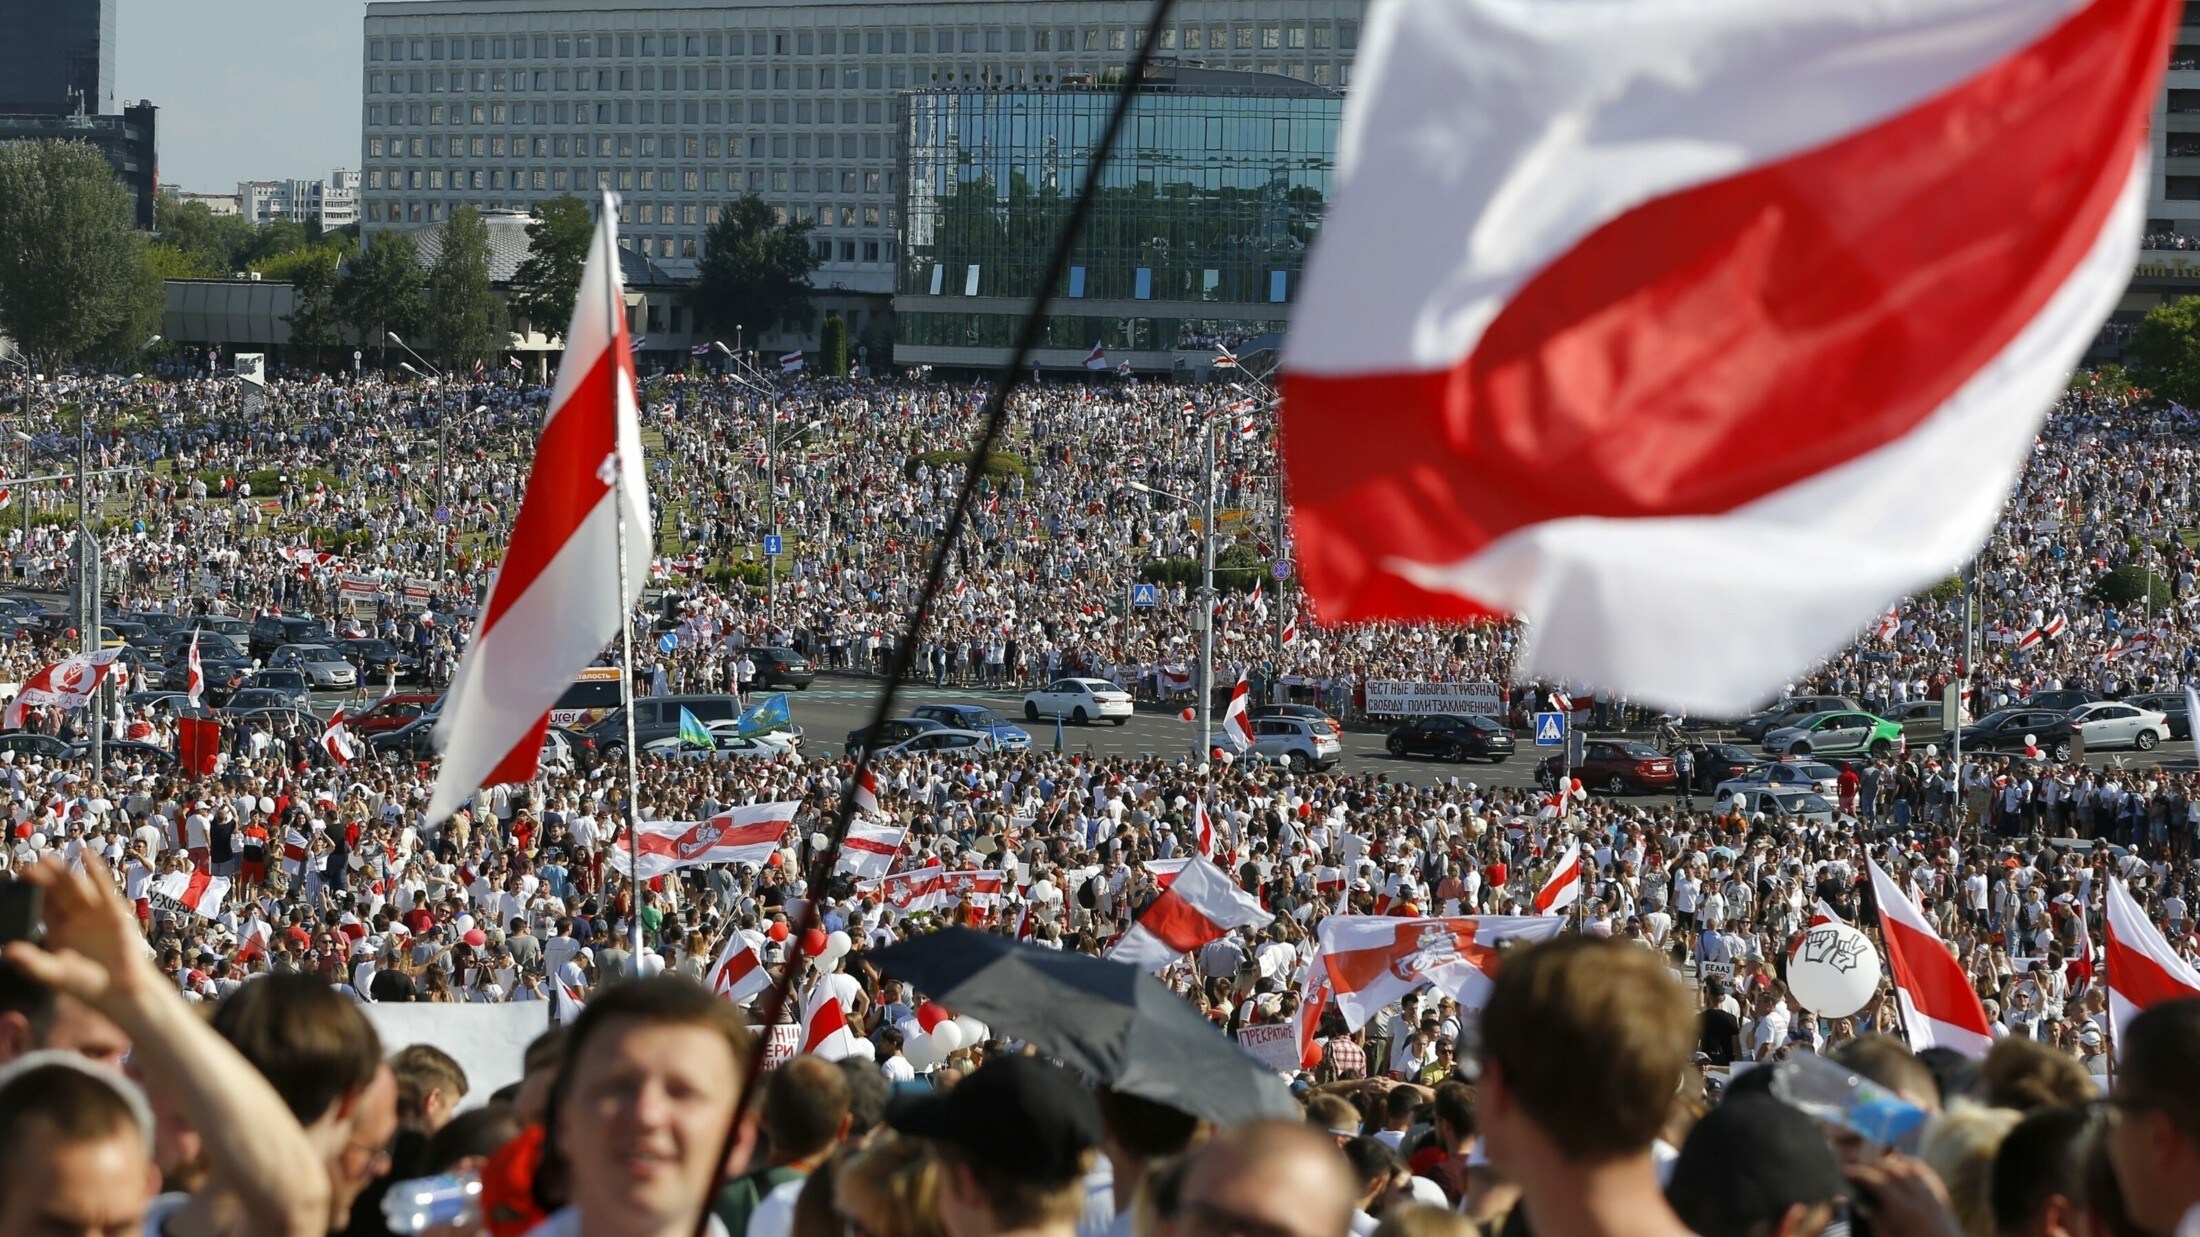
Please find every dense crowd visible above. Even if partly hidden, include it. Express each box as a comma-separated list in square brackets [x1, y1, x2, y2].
[0, 360, 2198, 1237]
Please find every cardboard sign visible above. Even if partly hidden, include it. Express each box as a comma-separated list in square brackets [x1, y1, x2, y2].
[1236, 1022, 1302, 1074]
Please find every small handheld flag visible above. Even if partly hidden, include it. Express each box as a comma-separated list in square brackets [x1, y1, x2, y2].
[678, 706, 715, 749]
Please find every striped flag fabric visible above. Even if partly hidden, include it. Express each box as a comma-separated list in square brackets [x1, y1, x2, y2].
[1868, 858, 1994, 1057]
[1280, 0, 2175, 714]
[852, 767, 882, 816]
[1194, 799, 1215, 860]
[1084, 342, 1108, 371]
[1144, 857, 1191, 889]
[1809, 899, 1846, 927]
[281, 828, 310, 876]
[1211, 346, 1238, 370]
[604, 803, 799, 880]
[779, 350, 805, 374]
[707, 934, 771, 1005]
[154, 869, 230, 919]
[1106, 855, 1273, 971]
[427, 190, 651, 823]
[1531, 840, 1583, 915]
[1316, 914, 1564, 1030]
[835, 822, 907, 880]
[800, 984, 862, 1060]
[184, 629, 205, 709]
[1219, 673, 1256, 752]
[2105, 878, 2200, 1052]
[319, 710, 355, 767]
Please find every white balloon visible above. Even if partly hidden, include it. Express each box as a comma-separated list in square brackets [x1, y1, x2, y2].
[1786, 923, 1883, 1019]
[811, 832, 831, 852]
[823, 930, 853, 960]
[1032, 879, 1059, 905]
[928, 1022, 964, 1054]
[902, 1031, 939, 1070]
[953, 1015, 989, 1047]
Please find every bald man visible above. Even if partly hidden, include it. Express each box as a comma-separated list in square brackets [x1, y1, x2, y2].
[1176, 1120, 1357, 1237]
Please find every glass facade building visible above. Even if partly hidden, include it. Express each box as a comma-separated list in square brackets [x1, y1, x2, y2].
[895, 68, 1339, 371]
[0, 0, 115, 117]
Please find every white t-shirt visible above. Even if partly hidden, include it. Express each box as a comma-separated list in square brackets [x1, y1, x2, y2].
[746, 1177, 805, 1237]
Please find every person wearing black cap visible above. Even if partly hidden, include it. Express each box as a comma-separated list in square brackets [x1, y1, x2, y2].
[889, 1054, 1102, 1237]
[1667, 1097, 1847, 1237]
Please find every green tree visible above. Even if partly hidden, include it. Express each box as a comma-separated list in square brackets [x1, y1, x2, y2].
[421, 206, 504, 368]
[2090, 565, 2173, 609]
[819, 315, 848, 376]
[508, 195, 593, 340]
[0, 141, 159, 366]
[145, 242, 218, 281]
[154, 193, 254, 272]
[237, 218, 309, 270]
[2129, 295, 2200, 408]
[276, 245, 346, 360]
[335, 230, 424, 361]
[692, 193, 821, 338]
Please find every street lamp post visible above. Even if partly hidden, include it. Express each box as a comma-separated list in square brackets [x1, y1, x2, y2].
[1130, 426, 1219, 759]
[389, 334, 469, 579]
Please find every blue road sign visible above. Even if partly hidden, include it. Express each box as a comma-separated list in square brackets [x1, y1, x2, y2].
[1534, 712, 1567, 746]
[434, 505, 451, 526]
[1131, 582, 1159, 609]
[763, 533, 783, 556]
[1273, 560, 1292, 580]
[658, 631, 679, 653]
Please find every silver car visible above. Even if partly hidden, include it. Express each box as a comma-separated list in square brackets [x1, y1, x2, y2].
[270, 643, 357, 688]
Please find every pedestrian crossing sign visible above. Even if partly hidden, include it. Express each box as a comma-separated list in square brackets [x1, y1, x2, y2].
[1534, 712, 1567, 746]
[1131, 583, 1159, 608]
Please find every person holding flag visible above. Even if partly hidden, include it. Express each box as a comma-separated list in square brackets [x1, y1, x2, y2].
[678, 705, 716, 751]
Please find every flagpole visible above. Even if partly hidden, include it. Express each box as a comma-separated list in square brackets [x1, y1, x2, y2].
[606, 194, 646, 963]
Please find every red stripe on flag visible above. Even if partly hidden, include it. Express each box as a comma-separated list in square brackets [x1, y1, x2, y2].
[2108, 924, 2200, 1009]
[481, 713, 552, 786]
[183, 870, 213, 907]
[1137, 888, 1224, 954]
[1280, 0, 2171, 619]
[479, 346, 622, 636]
[1881, 913, 1993, 1038]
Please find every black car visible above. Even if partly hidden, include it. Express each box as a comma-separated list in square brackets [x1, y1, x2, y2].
[845, 717, 945, 755]
[157, 631, 253, 701]
[340, 637, 420, 685]
[0, 732, 74, 760]
[369, 716, 442, 759]
[582, 694, 744, 756]
[249, 614, 334, 660]
[742, 646, 816, 690]
[2025, 689, 2100, 714]
[1384, 713, 1515, 763]
[73, 739, 175, 768]
[1681, 742, 1763, 794]
[1957, 707, 2079, 760]
[2123, 692, 2191, 741]
[1251, 704, 1343, 736]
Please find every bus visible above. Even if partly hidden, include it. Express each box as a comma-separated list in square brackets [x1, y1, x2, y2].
[549, 667, 625, 727]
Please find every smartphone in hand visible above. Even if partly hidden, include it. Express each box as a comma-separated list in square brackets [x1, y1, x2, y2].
[0, 880, 41, 945]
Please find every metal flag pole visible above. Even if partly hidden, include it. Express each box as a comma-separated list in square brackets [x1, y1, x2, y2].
[603, 192, 646, 963]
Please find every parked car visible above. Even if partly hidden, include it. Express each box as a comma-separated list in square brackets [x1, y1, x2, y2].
[1885, 698, 1970, 743]
[339, 637, 420, 685]
[1384, 713, 1516, 763]
[103, 619, 153, 651]
[2064, 700, 2170, 752]
[2026, 688, 2101, 714]
[845, 717, 946, 755]
[73, 739, 176, 768]
[582, 694, 745, 756]
[910, 703, 1031, 751]
[183, 615, 248, 640]
[1238, 716, 1343, 771]
[346, 692, 442, 736]
[238, 669, 312, 710]
[1535, 740, 1677, 795]
[1725, 786, 1840, 825]
[268, 643, 357, 689]
[2122, 692, 2190, 740]
[876, 728, 1000, 759]
[1713, 759, 1843, 801]
[0, 732, 74, 759]
[157, 631, 252, 701]
[121, 690, 209, 719]
[1956, 707, 2079, 758]
[1679, 743, 1761, 794]
[248, 614, 334, 661]
[223, 687, 308, 715]
[1761, 710, 1906, 759]
[1251, 704, 1344, 738]
[1022, 678, 1134, 725]
[642, 728, 784, 761]
[1735, 695, 1865, 742]
[740, 646, 816, 690]
[368, 716, 442, 759]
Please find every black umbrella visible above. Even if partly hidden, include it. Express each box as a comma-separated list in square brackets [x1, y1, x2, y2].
[869, 928, 1300, 1128]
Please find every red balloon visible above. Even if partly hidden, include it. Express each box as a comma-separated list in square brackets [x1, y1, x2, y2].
[767, 922, 790, 943]
[917, 1001, 956, 1033]
[1301, 1040, 1325, 1070]
[800, 928, 828, 957]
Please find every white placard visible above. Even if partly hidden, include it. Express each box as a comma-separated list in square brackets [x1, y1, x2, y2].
[1363, 680, 1506, 718]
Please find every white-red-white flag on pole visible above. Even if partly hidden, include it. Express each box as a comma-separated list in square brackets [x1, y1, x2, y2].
[184, 630, 206, 709]
[1531, 840, 1582, 916]
[799, 984, 862, 1060]
[1084, 342, 1109, 371]
[2105, 878, 2200, 1052]
[552, 979, 586, 1025]
[603, 803, 799, 881]
[319, 709, 355, 767]
[428, 191, 651, 822]
[1218, 673, 1256, 752]
[153, 870, 231, 919]
[1279, 0, 2173, 714]
[836, 821, 907, 880]
[1280, 617, 1300, 649]
[1289, 950, 1334, 1071]
[3, 647, 124, 730]
[1868, 858, 1994, 1057]
[852, 767, 882, 816]
[706, 934, 771, 1005]
[1316, 914, 1564, 1031]
[1107, 855, 1273, 971]
[1194, 799, 1216, 860]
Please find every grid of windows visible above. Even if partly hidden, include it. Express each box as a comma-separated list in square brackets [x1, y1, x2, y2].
[360, 1, 1362, 284]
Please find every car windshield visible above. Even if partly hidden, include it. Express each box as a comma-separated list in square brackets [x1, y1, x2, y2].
[352, 640, 396, 654]
[292, 645, 339, 659]
[1774, 791, 1832, 811]
[1617, 742, 1663, 758]
[1461, 715, 1499, 731]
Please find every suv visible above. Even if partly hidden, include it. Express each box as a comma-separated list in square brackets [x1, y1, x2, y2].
[347, 692, 442, 736]
[741, 646, 816, 690]
[585, 693, 744, 756]
[250, 614, 334, 660]
[1736, 695, 1865, 742]
[1240, 717, 1342, 771]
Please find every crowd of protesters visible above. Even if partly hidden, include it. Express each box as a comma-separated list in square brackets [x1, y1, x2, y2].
[0, 360, 2197, 1237]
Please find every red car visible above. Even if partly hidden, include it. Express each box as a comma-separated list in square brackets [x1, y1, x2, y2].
[1535, 739, 1678, 796]
[347, 692, 441, 736]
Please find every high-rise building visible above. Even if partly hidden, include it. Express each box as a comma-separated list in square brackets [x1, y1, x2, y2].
[0, 0, 116, 117]
[359, 0, 1365, 332]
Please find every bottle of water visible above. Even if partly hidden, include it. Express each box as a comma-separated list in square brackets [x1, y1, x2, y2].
[1768, 1053, 1928, 1153]
[380, 1172, 483, 1234]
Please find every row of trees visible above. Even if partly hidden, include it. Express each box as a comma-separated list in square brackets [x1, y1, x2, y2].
[0, 141, 832, 372]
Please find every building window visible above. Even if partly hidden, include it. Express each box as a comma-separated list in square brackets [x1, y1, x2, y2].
[1109, 29, 1126, 50]
[964, 264, 980, 295]
[1134, 268, 1152, 299]
[864, 241, 880, 261]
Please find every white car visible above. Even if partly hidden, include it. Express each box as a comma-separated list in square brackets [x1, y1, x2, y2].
[1212, 717, 1342, 771]
[270, 642, 358, 688]
[1022, 677, 1133, 725]
[540, 728, 576, 771]
[2065, 701, 2169, 752]
[1712, 759, 1842, 802]
[876, 728, 998, 758]
[641, 729, 785, 762]
[1725, 786, 1840, 825]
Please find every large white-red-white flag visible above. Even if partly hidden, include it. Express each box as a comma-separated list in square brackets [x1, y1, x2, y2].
[865, 863, 946, 913]
[706, 934, 771, 1005]
[1279, 0, 2174, 713]
[604, 802, 798, 880]
[1289, 949, 1335, 1072]
[319, 710, 355, 767]
[1107, 855, 1274, 971]
[4, 647, 125, 730]
[1868, 858, 1994, 1057]
[799, 983, 862, 1060]
[184, 630, 205, 710]
[1317, 915, 1564, 1030]
[2105, 878, 2200, 1052]
[1218, 673, 1256, 752]
[852, 767, 883, 816]
[153, 869, 231, 919]
[1531, 840, 1583, 916]
[428, 191, 651, 821]
[835, 821, 907, 880]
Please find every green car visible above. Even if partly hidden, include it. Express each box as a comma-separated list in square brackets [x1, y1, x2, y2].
[1761, 710, 1906, 759]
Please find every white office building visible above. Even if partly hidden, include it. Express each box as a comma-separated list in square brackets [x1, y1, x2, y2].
[359, 0, 1365, 324]
[238, 169, 362, 230]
